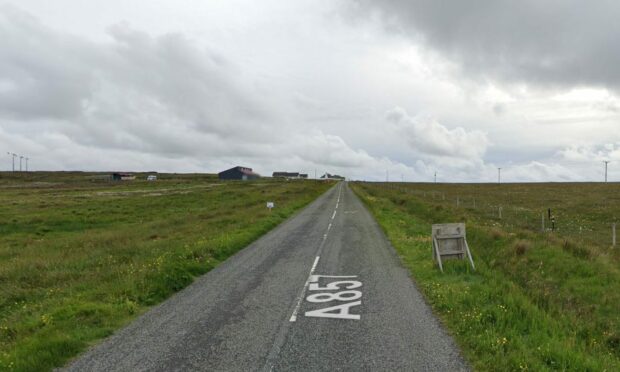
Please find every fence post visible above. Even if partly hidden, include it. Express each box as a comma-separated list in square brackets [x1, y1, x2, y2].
[613, 223, 617, 248]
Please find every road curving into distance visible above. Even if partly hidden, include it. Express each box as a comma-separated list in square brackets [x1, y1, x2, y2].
[65, 182, 469, 371]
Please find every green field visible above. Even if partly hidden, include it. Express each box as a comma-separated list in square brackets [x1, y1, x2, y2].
[351, 182, 620, 371]
[0, 172, 332, 371]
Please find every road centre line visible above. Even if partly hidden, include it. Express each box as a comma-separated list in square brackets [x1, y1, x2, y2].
[289, 256, 321, 322]
[262, 183, 347, 370]
[289, 183, 342, 322]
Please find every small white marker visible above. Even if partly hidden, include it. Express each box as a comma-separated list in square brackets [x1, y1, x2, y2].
[331, 210, 337, 220]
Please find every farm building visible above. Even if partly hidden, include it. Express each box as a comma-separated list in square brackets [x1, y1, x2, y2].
[272, 172, 308, 179]
[320, 173, 345, 180]
[218, 166, 261, 180]
[112, 172, 136, 181]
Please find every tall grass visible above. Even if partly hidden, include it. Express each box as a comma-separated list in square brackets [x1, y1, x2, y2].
[351, 182, 619, 371]
[0, 172, 332, 371]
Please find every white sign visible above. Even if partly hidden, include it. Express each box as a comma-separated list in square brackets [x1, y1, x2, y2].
[266, 202, 274, 210]
[304, 275, 362, 320]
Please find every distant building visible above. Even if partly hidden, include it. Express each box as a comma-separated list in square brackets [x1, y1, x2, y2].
[218, 166, 260, 180]
[112, 172, 135, 181]
[320, 173, 345, 181]
[272, 172, 308, 179]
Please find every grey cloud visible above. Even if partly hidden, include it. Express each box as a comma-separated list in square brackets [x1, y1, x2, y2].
[0, 5, 96, 119]
[1, 5, 420, 178]
[356, 0, 620, 92]
[0, 5, 279, 160]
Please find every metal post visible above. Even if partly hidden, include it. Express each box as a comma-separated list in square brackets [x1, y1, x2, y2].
[7, 152, 16, 172]
[604, 161, 610, 183]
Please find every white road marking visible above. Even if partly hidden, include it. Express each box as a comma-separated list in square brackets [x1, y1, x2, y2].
[289, 183, 344, 322]
[289, 256, 320, 322]
[304, 276, 363, 320]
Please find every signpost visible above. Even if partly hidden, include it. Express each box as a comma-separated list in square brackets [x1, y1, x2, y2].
[431, 223, 475, 272]
[266, 202, 274, 211]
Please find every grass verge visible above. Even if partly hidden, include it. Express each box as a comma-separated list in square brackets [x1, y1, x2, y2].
[351, 182, 619, 371]
[0, 172, 332, 371]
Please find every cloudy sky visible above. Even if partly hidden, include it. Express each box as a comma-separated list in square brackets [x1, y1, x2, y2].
[2, 1, 620, 181]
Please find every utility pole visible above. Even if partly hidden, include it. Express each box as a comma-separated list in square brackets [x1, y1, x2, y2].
[498, 167, 501, 184]
[604, 161, 610, 182]
[7, 152, 16, 172]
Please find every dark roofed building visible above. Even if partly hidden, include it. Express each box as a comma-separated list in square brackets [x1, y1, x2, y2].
[112, 172, 135, 181]
[320, 173, 345, 180]
[272, 172, 309, 179]
[218, 166, 260, 180]
[272, 171, 303, 179]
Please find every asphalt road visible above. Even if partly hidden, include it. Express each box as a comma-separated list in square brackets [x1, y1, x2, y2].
[65, 182, 469, 371]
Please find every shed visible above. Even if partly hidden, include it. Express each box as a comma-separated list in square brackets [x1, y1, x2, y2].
[112, 172, 135, 181]
[218, 166, 260, 180]
[273, 171, 307, 179]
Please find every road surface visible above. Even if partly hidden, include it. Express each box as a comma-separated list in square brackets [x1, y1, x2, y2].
[66, 182, 468, 371]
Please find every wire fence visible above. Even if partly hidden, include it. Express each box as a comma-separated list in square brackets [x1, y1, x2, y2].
[358, 182, 619, 251]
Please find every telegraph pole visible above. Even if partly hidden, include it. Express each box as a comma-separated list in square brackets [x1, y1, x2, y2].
[498, 168, 501, 184]
[7, 152, 16, 172]
[604, 161, 610, 182]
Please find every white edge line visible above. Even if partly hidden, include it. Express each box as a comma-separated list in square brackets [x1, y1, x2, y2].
[289, 256, 320, 322]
